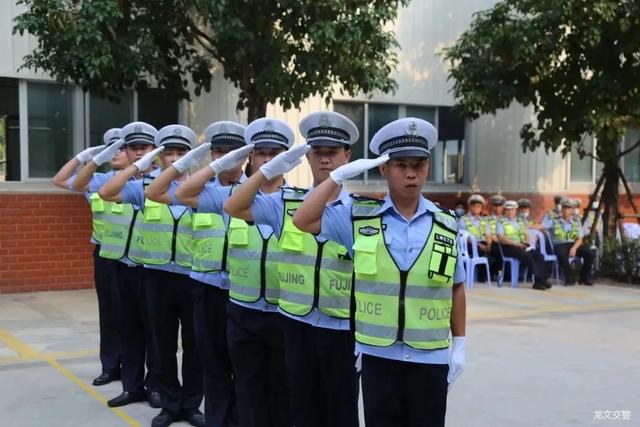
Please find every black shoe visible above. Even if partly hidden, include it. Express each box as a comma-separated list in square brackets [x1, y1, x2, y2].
[532, 283, 547, 291]
[543, 279, 553, 289]
[92, 371, 120, 386]
[580, 280, 594, 286]
[181, 408, 205, 427]
[147, 391, 162, 408]
[107, 391, 146, 407]
[151, 409, 175, 427]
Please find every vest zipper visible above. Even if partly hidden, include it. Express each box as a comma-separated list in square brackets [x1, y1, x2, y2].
[312, 241, 325, 309]
[123, 209, 138, 260]
[397, 270, 408, 341]
[259, 238, 268, 300]
[170, 218, 178, 263]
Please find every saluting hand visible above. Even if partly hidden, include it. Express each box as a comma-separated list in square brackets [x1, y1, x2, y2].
[259, 144, 311, 180]
[75, 145, 107, 163]
[133, 146, 165, 171]
[92, 140, 125, 166]
[209, 144, 255, 175]
[329, 154, 390, 185]
[173, 143, 211, 173]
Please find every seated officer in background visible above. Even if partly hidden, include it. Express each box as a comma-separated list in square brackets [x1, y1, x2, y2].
[497, 200, 552, 290]
[292, 117, 467, 427]
[517, 198, 535, 226]
[459, 194, 491, 255]
[543, 199, 595, 286]
[487, 195, 505, 276]
[543, 195, 564, 222]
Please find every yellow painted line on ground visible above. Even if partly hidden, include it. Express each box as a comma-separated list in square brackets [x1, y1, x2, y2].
[0, 347, 99, 366]
[0, 329, 139, 427]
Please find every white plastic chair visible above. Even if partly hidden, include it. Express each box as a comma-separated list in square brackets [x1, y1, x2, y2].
[458, 230, 492, 290]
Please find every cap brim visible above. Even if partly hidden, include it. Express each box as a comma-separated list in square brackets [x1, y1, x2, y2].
[162, 142, 191, 150]
[388, 149, 430, 159]
[308, 139, 349, 148]
[124, 138, 156, 147]
[211, 142, 245, 149]
[253, 141, 288, 149]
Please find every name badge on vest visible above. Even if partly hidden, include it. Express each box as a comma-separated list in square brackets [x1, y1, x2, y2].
[358, 225, 380, 236]
[434, 233, 454, 246]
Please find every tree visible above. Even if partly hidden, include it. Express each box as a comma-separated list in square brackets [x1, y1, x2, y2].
[442, 0, 640, 236]
[13, 0, 407, 122]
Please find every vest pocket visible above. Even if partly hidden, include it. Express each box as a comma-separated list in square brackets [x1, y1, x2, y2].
[229, 220, 249, 246]
[193, 213, 213, 227]
[280, 229, 304, 252]
[353, 237, 378, 275]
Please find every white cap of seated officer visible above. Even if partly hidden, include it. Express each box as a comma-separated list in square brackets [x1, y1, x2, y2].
[369, 117, 437, 158]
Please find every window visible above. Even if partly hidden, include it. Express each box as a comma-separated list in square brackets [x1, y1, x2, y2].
[89, 92, 133, 146]
[0, 78, 19, 181]
[624, 128, 640, 182]
[333, 101, 464, 184]
[138, 88, 179, 129]
[570, 137, 594, 182]
[27, 82, 75, 178]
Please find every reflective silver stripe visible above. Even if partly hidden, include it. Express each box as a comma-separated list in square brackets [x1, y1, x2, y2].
[320, 258, 353, 273]
[135, 223, 174, 232]
[228, 248, 261, 260]
[403, 328, 450, 343]
[356, 280, 400, 296]
[277, 253, 316, 266]
[279, 290, 313, 305]
[404, 285, 452, 300]
[351, 204, 380, 217]
[93, 213, 105, 220]
[192, 229, 226, 239]
[230, 284, 260, 296]
[318, 295, 350, 309]
[355, 320, 397, 339]
[175, 253, 192, 263]
[192, 259, 222, 270]
[177, 225, 192, 234]
[99, 244, 125, 253]
[127, 249, 171, 260]
[264, 288, 280, 300]
[102, 215, 134, 226]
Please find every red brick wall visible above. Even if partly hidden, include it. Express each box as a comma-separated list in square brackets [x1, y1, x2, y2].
[0, 193, 94, 294]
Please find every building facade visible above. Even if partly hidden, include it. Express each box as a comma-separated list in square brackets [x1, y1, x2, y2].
[1, 0, 639, 292]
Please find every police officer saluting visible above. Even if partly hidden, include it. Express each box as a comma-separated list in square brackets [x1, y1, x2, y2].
[292, 117, 467, 427]
[459, 194, 491, 255]
[224, 112, 361, 427]
[100, 125, 204, 427]
[52, 129, 126, 386]
[543, 198, 595, 286]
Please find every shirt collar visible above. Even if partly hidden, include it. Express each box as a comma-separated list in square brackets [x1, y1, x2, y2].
[377, 194, 437, 221]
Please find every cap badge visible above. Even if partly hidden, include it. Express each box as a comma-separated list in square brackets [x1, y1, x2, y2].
[264, 121, 274, 131]
[173, 128, 182, 136]
[135, 125, 142, 133]
[319, 114, 330, 127]
[406, 120, 417, 136]
[220, 123, 228, 133]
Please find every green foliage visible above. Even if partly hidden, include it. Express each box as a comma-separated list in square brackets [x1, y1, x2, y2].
[442, 0, 640, 159]
[601, 236, 640, 283]
[13, 0, 407, 119]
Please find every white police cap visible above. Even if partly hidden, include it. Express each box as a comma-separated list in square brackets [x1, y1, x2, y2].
[156, 125, 196, 150]
[468, 194, 485, 205]
[204, 121, 246, 148]
[299, 111, 359, 147]
[504, 200, 518, 210]
[369, 117, 437, 159]
[103, 128, 121, 146]
[120, 122, 158, 147]
[245, 118, 294, 149]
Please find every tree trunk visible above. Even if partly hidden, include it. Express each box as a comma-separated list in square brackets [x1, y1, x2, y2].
[600, 162, 619, 238]
[247, 95, 268, 123]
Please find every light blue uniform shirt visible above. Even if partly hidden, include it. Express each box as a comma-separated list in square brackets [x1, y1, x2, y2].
[251, 186, 353, 330]
[321, 194, 466, 365]
[458, 214, 491, 240]
[121, 170, 191, 276]
[541, 217, 584, 243]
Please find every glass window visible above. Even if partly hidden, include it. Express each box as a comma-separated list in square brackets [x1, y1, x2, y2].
[138, 88, 178, 129]
[0, 78, 20, 181]
[27, 82, 74, 178]
[444, 140, 465, 183]
[624, 128, 640, 182]
[333, 101, 365, 167]
[570, 137, 594, 182]
[89, 92, 133, 146]
[406, 105, 436, 124]
[367, 104, 398, 180]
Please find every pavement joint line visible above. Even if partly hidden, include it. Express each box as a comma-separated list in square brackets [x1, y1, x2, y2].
[0, 329, 139, 427]
[468, 291, 570, 310]
[469, 300, 640, 320]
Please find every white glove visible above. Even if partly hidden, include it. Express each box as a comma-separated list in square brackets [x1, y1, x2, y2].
[329, 154, 390, 185]
[259, 144, 311, 180]
[92, 140, 125, 166]
[172, 143, 211, 173]
[133, 146, 165, 171]
[209, 144, 255, 175]
[75, 145, 107, 163]
[447, 336, 466, 390]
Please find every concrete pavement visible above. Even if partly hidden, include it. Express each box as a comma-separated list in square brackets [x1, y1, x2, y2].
[0, 281, 638, 426]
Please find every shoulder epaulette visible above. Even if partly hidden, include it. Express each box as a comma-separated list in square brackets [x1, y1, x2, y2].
[351, 197, 383, 218]
[434, 209, 458, 232]
[281, 186, 308, 201]
[142, 175, 155, 187]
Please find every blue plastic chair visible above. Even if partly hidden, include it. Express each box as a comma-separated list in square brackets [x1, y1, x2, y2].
[543, 230, 582, 284]
[458, 230, 492, 290]
[497, 242, 520, 288]
[529, 229, 559, 284]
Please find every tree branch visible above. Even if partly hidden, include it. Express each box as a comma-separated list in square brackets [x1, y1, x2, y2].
[192, 25, 223, 63]
[619, 138, 640, 157]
